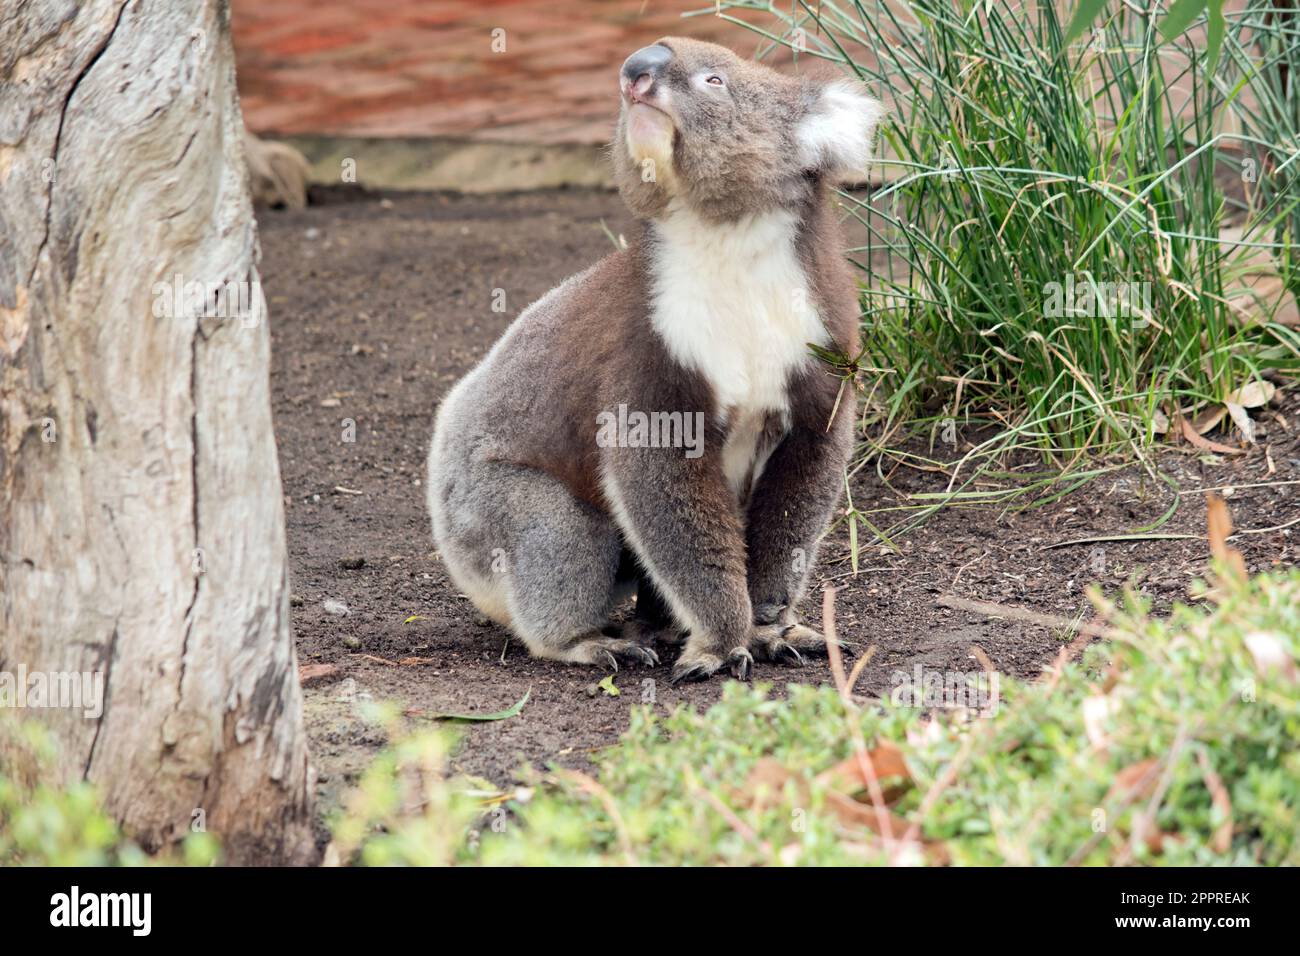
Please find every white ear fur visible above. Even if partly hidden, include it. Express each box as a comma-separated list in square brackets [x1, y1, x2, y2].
[796, 80, 884, 184]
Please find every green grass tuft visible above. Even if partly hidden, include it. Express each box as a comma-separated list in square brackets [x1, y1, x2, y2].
[722, 0, 1300, 539]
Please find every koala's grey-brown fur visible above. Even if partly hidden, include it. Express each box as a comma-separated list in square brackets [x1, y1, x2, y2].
[428, 37, 881, 682]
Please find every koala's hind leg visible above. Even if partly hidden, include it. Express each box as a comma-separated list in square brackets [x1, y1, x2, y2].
[495, 470, 659, 669]
[621, 573, 688, 648]
[744, 401, 856, 663]
[603, 446, 755, 684]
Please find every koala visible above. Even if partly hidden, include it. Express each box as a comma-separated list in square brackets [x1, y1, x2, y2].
[427, 37, 881, 683]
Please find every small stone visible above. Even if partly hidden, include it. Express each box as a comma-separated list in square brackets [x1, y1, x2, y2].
[473, 614, 492, 628]
[323, 598, 349, 616]
[585, 683, 599, 698]
[339, 555, 366, 570]
[342, 635, 361, 650]
[290, 594, 304, 607]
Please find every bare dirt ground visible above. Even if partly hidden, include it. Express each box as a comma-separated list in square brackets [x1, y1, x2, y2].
[257, 187, 1299, 841]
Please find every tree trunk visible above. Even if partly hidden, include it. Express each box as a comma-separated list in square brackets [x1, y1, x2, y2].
[0, 0, 313, 863]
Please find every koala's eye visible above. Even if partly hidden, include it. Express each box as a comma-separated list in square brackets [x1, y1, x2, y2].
[705, 75, 725, 87]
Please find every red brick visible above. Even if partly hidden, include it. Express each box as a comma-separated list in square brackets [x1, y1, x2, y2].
[233, 0, 778, 143]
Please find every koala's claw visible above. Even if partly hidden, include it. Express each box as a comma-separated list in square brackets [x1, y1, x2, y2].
[577, 637, 660, 670]
[727, 647, 754, 680]
[751, 622, 849, 663]
[669, 654, 720, 685]
[760, 639, 805, 666]
[669, 646, 752, 684]
[615, 642, 661, 668]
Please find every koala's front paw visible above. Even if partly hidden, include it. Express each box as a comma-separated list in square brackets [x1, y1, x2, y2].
[750, 621, 851, 666]
[669, 646, 752, 684]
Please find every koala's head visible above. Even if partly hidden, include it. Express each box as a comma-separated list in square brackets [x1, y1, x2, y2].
[612, 37, 883, 222]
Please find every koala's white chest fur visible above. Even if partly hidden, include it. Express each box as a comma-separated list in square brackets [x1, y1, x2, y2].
[648, 207, 827, 492]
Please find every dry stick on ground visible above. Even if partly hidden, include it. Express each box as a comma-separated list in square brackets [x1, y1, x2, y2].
[554, 769, 638, 866]
[1196, 748, 1235, 855]
[1064, 755, 1166, 866]
[845, 644, 879, 695]
[823, 588, 899, 850]
[1116, 720, 1196, 866]
[950, 549, 991, 588]
[684, 767, 774, 857]
[900, 732, 977, 853]
[936, 593, 1116, 639]
[1042, 517, 1300, 551]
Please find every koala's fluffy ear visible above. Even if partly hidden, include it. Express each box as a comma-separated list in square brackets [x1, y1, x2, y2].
[796, 80, 884, 184]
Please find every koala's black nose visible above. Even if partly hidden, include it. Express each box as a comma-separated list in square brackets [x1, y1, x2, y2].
[620, 44, 673, 92]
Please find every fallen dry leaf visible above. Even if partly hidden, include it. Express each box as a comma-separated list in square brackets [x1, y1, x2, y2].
[1105, 757, 1161, 804]
[1207, 494, 1248, 579]
[815, 741, 911, 792]
[1226, 380, 1275, 408]
[1181, 416, 1246, 455]
[1190, 404, 1228, 436]
[1224, 402, 1255, 444]
[742, 752, 947, 864]
[298, 663, 341, 687]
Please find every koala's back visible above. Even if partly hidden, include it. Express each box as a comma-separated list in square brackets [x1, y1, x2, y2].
[428, 247, 652, 520]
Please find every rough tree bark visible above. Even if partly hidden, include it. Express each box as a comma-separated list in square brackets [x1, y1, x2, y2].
[0, 0, 313, 863]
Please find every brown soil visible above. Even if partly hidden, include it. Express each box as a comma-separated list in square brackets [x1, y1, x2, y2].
[258, 186, 1299, 841]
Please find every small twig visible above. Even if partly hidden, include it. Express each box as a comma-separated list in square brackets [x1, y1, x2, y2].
[1120, 721, 1193, 865]
[1184, 478, 1300, 494]
[950, 549, 990, 589]
[937, 593, 1113, 639]
[1042, 532, 1197, 550]
[901, 732, 975, 850]
[685, 767, 772, 856]
[1231, 514, 1300, 536]
[554, 769, 638, 866]
[1196, 749, 1234, 855]
[845, 644, 878, 695]
[823, 587, 851, 704]
[1065, 758, 1164, 866]
[823, 588, 898, 851]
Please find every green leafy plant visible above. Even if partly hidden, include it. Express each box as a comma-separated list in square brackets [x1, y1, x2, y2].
[477, 559, 1299, 866]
